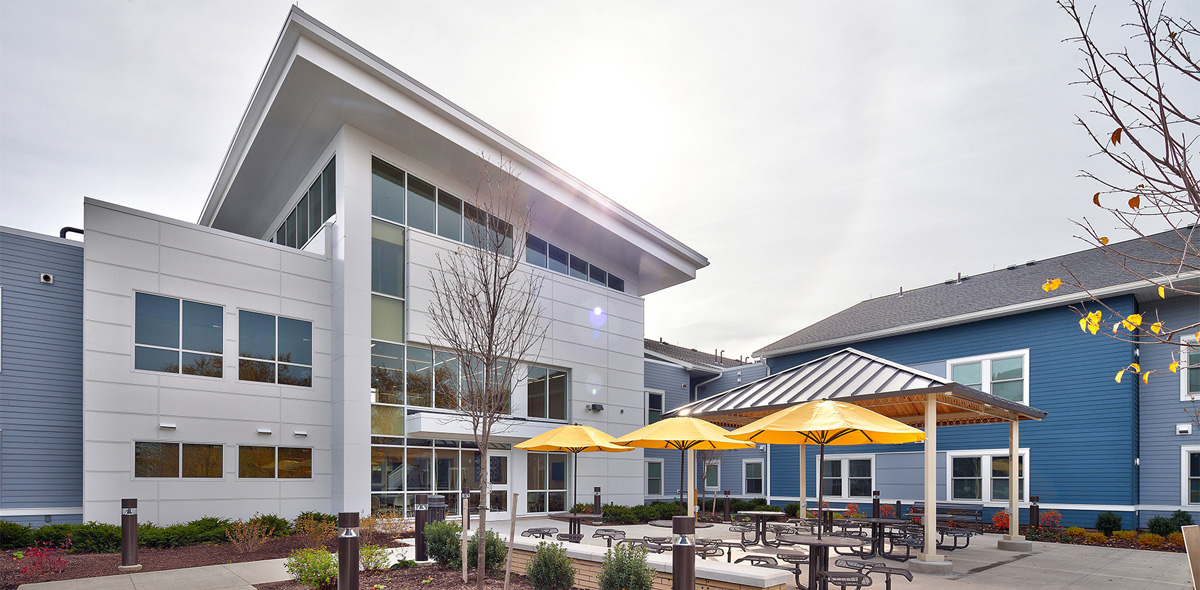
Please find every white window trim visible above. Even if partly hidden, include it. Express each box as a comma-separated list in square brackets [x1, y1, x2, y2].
[945, 448, 1030, 505]
[743, 459, 765, 497]
[703, 459, 720, 491]
[646, 389, 665, 425]
[1181, 337, 1198, 402]
[946, 348, 1031, 406]
[646, 459, 665, 497]
[1180, 445, 1200, 505]
[818, 453, 875, 500]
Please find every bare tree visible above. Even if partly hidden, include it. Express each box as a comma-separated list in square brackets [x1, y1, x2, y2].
[1050, 0, 1198, 380]
[426, 153, 547, 590]
[695, 448, 724, 514]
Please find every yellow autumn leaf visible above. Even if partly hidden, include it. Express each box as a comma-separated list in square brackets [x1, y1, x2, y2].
[1129, 363, 1141, 373]
[1079, 317, 1088, 332]
[1170, 361, 1180, 373]
[1099, 237, 1110, 245]
[1111, 128, 1123, 144]
[1042, 278, 1061, 292]
[1142, 372, 1151, 384]
[1151, 322, 1162, 334]
[1128, 195, 1141, 209]
[1113, 323, 1120, 334]
[1089, 322, 1099, 335]
[1159, 285, 1166, 299]
[1115, 369, 1125, 383]
[1122, 314, 1143, 331]
[1090, 310, 1103, 321]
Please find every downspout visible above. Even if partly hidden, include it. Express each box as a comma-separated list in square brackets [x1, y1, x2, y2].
[691, 370, 724, 502]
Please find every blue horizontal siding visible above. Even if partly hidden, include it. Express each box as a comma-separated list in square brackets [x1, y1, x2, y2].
[0, 230, 84, 517]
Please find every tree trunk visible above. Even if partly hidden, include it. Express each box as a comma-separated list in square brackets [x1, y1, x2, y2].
[477, 439, 489, 590]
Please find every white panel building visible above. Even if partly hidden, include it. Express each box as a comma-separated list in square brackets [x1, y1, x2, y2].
[79, 8, 706, 524]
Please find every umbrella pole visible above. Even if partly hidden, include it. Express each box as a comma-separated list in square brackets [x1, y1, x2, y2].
[573, 451, 579, 511]
[680, 448, 686, 517]
[817, 443, 825, 539]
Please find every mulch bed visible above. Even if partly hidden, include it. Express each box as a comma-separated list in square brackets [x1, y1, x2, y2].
[0, 534, 407, 590]
[256, 565, 537, 590]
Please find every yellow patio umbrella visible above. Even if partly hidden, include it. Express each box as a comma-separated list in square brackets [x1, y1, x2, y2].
[515, 423, 633, 509]
[612, 416, 754, 516]
[728, 399, 925, 537]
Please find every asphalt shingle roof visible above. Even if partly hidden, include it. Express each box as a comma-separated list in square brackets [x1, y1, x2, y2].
[756, 228, 1197, 357]
[644, 339, 750, 369]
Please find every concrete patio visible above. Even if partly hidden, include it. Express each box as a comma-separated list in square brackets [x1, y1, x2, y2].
[17, 517, 1192, 589]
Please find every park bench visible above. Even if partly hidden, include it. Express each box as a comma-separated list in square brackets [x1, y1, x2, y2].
[905, 503, 984, 527]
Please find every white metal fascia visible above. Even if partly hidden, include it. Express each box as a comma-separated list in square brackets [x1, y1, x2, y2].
[758, 272, 1200, 359]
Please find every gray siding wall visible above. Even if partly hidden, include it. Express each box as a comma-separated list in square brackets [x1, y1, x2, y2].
[695, 362, 767, 400]
[1138, 295, 1200, 526]
[0, 228, 84, 524]
[644, 360, 690, 499]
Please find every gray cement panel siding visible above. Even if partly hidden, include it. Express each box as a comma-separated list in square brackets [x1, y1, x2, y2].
[1137, 295, 1200, 525]
[81, 201, 334, 525]
[0, 229, 84, 523]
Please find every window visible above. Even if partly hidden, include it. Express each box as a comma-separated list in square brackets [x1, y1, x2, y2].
[948, 450, 1027, 503]
[238, 311, 312, 386]
[647, 460, 663, 496]
[647, 391, 664, 424]
[947, 349, 1029, 405]
[821, 456, 873, 498]
[527, 452, 568, 513]
[134, 293, 223, 377]
[271, 158, 336, 249]
[238, 446, 312, 479]
[134, 442, 223, 478]
[526, 233, 625, 294]
[703, 460, 720, 490]
[1184, 447, 1200, 504]
[527, 366, 567, 420]
[1182, 339, 1200, 400]
[744, 460, 764, 495]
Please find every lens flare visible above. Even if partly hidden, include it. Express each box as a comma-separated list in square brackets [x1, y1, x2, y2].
[589, 306, 607, 328]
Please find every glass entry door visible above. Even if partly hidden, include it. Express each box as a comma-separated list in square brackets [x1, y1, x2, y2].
[487, 452, 511, 519]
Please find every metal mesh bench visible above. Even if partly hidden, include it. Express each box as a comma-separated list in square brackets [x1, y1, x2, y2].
[521, 527, 558, 539]
[835, 558, 913, 590]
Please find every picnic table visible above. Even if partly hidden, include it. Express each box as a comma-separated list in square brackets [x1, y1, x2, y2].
[778, 533, 867, 590]
[550, 512, 603, 543]
[845, 516, 909, 559]
[737, 510, 786, 545]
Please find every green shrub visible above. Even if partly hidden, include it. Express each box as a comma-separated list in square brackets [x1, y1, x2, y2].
[526, 541, 575, 590]
[597, 543, 655, 590]
[284, 548, 337, 589]
[33, 523, 77, 548]
[466, 529, 507, 573]
[390, 559, 418, 569]
[631, 505, 657, 523]
[251, 513, 292, 537]
[601, 504, 636, 524]
[296, 511, 338, 526]
[1064, 526, 1086, 538]
[652, 502, 682, 520]
[185, 516, 232, 544]
[360, 543, 390, 571]
[1170, 510, 1194, 530]
[1148, 515, 1174, 536]
[423, 520, 462, 567]
[1094, 511, 1122, 535]
[0, 521, 34, 550]
[784, 503, 802, 518]
[1138, 532, 1164, 548]
[71, 522, 121, 553]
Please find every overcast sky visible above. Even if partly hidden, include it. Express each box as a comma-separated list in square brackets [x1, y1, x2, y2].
[1, 1, 1159, 359]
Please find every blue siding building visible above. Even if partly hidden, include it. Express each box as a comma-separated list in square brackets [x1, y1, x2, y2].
[642, 340, 767, 505]
[0, 227, 84, 525]
[749, 232, 1197, 529]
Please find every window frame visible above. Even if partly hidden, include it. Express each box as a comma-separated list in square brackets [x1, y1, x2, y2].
[236, 309, 314, 387]
[703, 459, 720, 491]
[743, 459, 765, 496]
[1183, 446, 1200, 505]
[132, 441, 225, 480]
[526, 364, 569, 422]
[946, 349, 1031, 405]
[237, 445, 314, 480]
[646, 390, 665, 425]
[132, 292, 224, 378]
[818, 454, 875, 500]
[945, 448, 1030, 505]
[646, 459, 664, 497]
[1181, 337, 1199, 401]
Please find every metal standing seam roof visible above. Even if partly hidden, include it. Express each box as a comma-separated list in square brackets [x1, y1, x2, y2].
[665, 348, 1046, 428]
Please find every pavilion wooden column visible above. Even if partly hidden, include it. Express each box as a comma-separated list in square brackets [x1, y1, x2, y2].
[919, 394, 943, 562]
[798, 443, 807, 515]
[1008, 419, 1021, 540]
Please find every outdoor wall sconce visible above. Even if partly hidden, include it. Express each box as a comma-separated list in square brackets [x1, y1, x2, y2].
[158, 423, 176, 430]
[257, 428, 272, 435]
[293, 430, 308, 438]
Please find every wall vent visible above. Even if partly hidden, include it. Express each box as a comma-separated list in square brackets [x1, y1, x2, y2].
[40, 273, 53, 284]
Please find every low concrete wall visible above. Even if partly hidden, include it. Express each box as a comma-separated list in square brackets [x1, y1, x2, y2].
[508, 537, 790, 590]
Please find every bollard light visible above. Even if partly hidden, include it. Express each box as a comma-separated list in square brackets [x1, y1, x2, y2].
[872, 490, 881, 518]
[118, 498, 141, 572]
[337, 512, 360, 590]
[415, 494, 429, 562]
[1030, 495, 1041, 531]
[593, 486, 602, 515]
[671, 516, 696, 590]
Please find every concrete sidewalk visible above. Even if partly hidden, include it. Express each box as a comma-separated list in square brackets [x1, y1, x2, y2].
[17, 518, 1194, 590]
